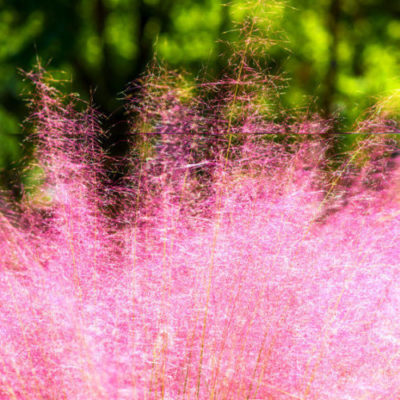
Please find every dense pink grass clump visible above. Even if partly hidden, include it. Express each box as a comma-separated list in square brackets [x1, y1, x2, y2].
[1, 78, 400, 399]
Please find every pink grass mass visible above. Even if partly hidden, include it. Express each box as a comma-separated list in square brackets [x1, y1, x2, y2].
[1, 78, 400, 399]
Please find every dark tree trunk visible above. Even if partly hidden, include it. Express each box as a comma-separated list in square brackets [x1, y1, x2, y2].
[322, 0, 341, 121]
[216, 3, 232, 78]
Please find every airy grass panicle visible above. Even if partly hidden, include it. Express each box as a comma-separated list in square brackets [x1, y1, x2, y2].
[1, 61, 400, 400]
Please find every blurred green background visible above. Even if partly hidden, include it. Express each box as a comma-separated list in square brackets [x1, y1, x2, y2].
[1, 0, 400, 189]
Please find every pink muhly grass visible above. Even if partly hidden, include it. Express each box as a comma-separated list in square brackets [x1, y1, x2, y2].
[1, 72, 400, 400]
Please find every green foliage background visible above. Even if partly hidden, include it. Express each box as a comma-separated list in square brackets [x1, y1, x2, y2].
[1, 0, 400, 188]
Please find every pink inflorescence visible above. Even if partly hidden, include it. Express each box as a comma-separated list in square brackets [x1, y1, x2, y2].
[1, 77, 400, 400]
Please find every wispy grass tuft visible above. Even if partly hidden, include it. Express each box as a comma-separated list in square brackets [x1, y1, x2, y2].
[1, 17, 400, 398]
